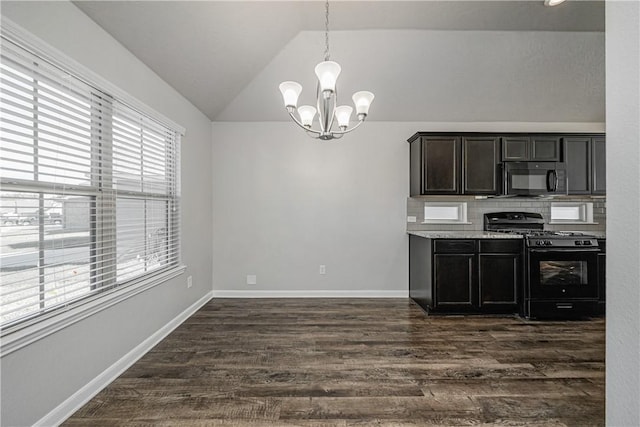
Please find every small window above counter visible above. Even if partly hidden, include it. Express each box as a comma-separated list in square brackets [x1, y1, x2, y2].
[423, 202, 470, 224]
[550, 202, 597, 224]
[406, 196, 606, 237]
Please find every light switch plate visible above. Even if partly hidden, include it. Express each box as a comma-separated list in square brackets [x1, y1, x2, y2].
[247, 275, 257, 285]
[407, 216, 417, 223]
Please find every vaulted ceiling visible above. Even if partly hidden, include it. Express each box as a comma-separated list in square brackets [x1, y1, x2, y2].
[73, 1, 605, 123]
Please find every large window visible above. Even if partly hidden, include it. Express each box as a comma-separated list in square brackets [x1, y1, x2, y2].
[0, 35, 181, 331]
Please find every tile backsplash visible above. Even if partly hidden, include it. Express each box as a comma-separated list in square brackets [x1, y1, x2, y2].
[407, 196, 606, 233]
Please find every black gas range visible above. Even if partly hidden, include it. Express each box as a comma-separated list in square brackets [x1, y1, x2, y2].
[484, 212, 600, 319]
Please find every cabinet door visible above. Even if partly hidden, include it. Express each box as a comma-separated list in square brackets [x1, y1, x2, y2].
[502, 137, 529, 161]
[531, 137, 561, 161]
[409, 138, 422, 196]
[463, 137, 500, 195]
[434, 254, 475, 310]
[409, 235, 433, 312]
[564, 137, 592, 194]
[478, 254, 519, 312]
[422, 136, 461, 194]
[597, 253, 606, 315]
[592, 137, 606, 194]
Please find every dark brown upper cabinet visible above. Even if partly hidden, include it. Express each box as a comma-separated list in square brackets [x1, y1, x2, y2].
[410, 135, 461, 195]
[409, 134, 499, 196]
[502, 136, 561, 162]
[409, 132, 604, 197]
[463, 136, 500, 195]
[564, 136, 606, 195]
[592, 137, 606, 194]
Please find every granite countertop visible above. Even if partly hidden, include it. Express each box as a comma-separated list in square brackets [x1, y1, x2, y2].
[576, 231, 606, 239]
[408, 230, 606, 239]
[407, 231, 523, 239]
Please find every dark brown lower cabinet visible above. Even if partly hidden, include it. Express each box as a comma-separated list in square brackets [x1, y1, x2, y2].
[479, 253, 519, 310]
[410, 237, 521, 314]
[434, 254, 475, 311]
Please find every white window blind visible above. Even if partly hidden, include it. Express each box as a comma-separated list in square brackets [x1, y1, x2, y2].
[0, 37, 181, 330]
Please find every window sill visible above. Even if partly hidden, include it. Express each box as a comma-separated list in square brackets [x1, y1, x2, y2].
[422, 221, 473, 225]
[549, 221, 599, 225]
[0, 265, 186, 357]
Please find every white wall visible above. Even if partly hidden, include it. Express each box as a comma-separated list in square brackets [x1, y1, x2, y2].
[0, 2, 213, 426]
[606, 1, 640, 425]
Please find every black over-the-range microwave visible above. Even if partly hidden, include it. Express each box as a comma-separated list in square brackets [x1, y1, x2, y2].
[503, 162, 567, 196]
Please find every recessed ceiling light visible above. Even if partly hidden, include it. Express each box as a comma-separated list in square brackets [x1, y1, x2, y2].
[545, 0, 567, 6]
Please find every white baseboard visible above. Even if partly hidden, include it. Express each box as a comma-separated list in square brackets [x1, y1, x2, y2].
[212, 290, 408, 298]
[35, 291, 213, 427]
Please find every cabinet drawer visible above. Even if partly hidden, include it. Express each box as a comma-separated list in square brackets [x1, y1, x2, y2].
[526, 300, 598, 319]
[479, 239, 522, 253]
[434, 239, 476, 253]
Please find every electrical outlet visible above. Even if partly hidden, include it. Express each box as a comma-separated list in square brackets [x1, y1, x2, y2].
[407, 216, 417, 223]
[319, 265, 326, 275]
[187, 275, 193, 288]
[247, 275, 257, 285]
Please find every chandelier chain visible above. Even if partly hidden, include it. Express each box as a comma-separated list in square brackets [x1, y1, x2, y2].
[324, 0, 330, 61]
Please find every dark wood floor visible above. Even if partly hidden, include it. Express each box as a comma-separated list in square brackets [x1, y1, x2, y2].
[64, 299, 605, 426]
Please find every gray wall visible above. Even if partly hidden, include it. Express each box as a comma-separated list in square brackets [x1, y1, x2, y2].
[211, 122, 411, 296]
[606, 1, 640, 425]
[211, 122, 602, 296]
[219, 29, 605, 123]
[0, 2, 213, 426]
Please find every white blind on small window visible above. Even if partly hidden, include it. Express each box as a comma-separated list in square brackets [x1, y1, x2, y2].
[0, 37, 181, 329]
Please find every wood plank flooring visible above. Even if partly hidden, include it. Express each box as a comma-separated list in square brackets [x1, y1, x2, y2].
[64, 299, 605, 426]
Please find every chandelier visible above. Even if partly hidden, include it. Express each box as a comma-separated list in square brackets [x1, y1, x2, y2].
[278, 0, 374, 141]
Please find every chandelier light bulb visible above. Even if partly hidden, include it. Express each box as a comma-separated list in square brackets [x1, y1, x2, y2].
[279, 81, 303, 108]
[352, 91, 375, 116]
[314, 61, 341, 93]
[334, 105, 353, 128]
[298, 105, 317, 127]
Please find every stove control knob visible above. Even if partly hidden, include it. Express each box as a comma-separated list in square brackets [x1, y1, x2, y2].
[545, 240, 553, 246]
[575, 241, 583, 246]
[536, 241, 544, 246]
[583, 240, 592, 246]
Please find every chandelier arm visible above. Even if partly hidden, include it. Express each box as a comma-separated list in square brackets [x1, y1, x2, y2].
[286, 109, 322, 135]
[328, 117, 367, 135]
[305, 129, 322, 139]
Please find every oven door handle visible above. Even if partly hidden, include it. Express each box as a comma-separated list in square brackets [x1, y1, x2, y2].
[528, 248, 600, 253]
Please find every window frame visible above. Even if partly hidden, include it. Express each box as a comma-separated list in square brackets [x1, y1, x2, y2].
[549, 201, 596, 224]
[0, 18, 186, 357]
[423, 201, 471, 224]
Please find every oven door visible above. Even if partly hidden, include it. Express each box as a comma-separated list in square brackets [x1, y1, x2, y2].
[527, 248, 599, 299]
